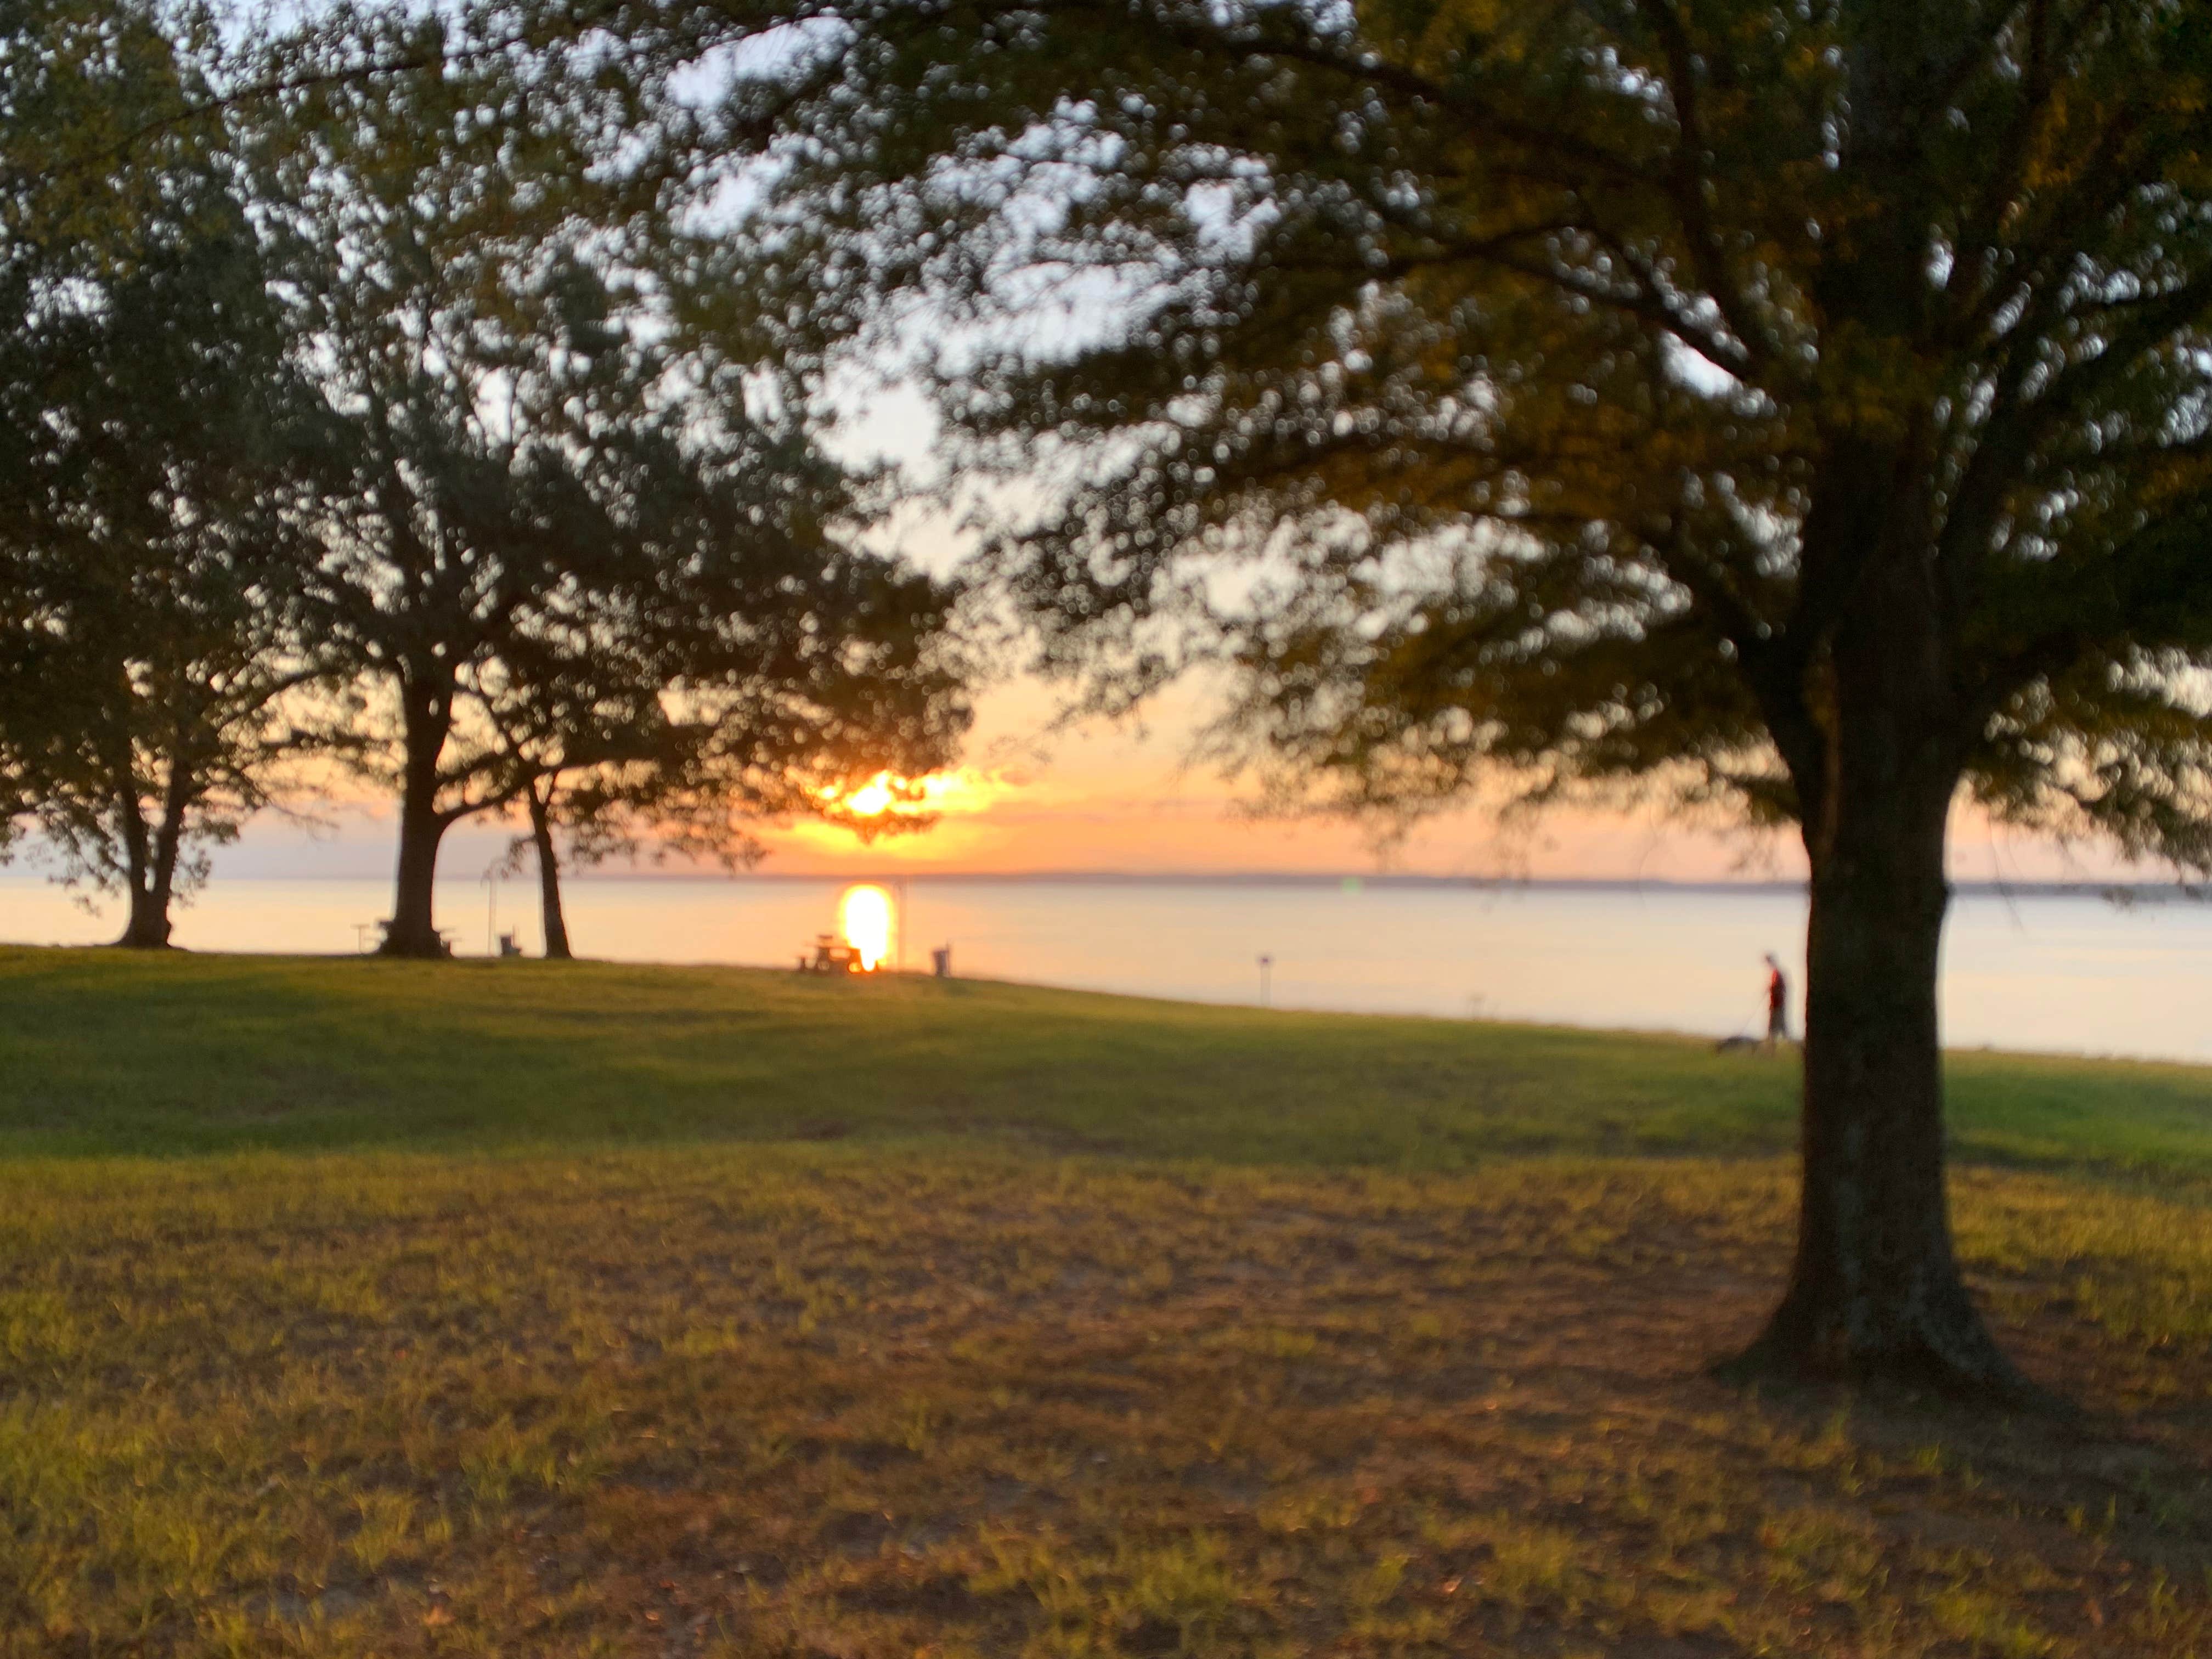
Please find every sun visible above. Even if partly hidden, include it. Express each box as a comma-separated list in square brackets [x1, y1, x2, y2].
[797, 767, 1011, 854]
[840, 774, 900, 816]
[826, 769, 990, 821]
[838, 884, 894, 972]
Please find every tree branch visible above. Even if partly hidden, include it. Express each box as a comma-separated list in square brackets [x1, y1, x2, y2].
[1631, 0, 1785, 378]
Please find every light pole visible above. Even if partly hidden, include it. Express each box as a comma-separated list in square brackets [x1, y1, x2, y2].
[1258, 953, 1272, 1008]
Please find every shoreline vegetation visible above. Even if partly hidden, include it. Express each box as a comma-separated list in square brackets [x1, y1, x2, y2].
[1, 947, 2208, 1654]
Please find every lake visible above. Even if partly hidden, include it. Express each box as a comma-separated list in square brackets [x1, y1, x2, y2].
[3, 872, 2207, 1063]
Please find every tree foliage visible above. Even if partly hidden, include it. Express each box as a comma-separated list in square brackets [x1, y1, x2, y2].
[1, 0, 973, 957]
[0, 0, 318, 945]
[638, 0, 2212, 1393]
[257, 8, 969, 955]
[664, 0, 2212, 848]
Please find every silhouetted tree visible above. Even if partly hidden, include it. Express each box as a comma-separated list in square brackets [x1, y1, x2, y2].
[0, 0, 193, 270]
[496, 534, 970, 958]
[643, 0, 2212, 1395]
[1, 0, 188, 865]
[0, 2, 318, 945]
[263, 9, 968, 957]
[253, 15, 667, 957]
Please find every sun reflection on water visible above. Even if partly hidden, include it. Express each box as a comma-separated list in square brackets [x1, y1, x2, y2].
[838, 884, 894, 972]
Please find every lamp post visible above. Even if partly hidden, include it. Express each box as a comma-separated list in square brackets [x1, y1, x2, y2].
[1258, 953, 1272, 1008]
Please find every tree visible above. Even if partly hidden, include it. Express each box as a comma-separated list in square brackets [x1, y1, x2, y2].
[0, 0, 198, 270]
[264, 10, 969, 957]
[492, 534, 970, 959]
[0, 2, 317, 946]
[255, 13, 667, 957]
[467, 474, 970, 962]
[1, 0, 206, 775]
[653, 0, 2212, 1394]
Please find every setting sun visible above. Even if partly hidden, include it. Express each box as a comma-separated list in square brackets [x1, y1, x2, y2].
[825, 769, 992, 822]
[838, 883, 894, 972]
[840, 775, 900, 816]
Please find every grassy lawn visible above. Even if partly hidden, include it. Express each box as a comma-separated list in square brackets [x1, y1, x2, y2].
[1, 946, 2208, 1656]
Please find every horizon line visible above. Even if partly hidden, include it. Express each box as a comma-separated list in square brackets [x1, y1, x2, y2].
[18, 867, 2185, 895]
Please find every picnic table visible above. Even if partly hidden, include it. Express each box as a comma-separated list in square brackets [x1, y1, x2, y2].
[798, 933, 872, 974]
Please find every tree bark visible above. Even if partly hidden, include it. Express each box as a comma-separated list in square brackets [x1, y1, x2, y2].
[119, 819, 183, 949]
[379, 686, 454, 958]
[116, 879, 173, 949]
[528, 781, 572, 960]
[129, 757, 192, 950]
[383, 791, 449, 957]
[1730, 533, 2033, 1398]
[113, 776, 171, 949]
[1733, 787, 2028, 1392]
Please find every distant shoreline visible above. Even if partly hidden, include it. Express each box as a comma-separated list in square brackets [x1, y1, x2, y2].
[11, 867, 2194, 901]
[557, 871, 2204, 902]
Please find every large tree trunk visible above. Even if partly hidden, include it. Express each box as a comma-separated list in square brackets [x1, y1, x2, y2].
[1732, 529, 2032, 1398]
[116, 879, 172, 949]
[379, 688, 453, 958]
[382, 789, 449, 957]
[1737, 785, 2026, 1392]
[119, 822, 184, 949]
[528, 781, 572, 960]
[119, 757, 193, 951]
[113, 778, 171, 949]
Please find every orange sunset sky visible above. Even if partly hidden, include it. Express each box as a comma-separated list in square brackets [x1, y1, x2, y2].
[198, 400, 2152, 889]
[217, 672, 2138, 887]
[760, 682, 2132, 884]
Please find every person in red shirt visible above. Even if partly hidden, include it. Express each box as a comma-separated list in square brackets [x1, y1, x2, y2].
[1763, 953, 1791, 1048]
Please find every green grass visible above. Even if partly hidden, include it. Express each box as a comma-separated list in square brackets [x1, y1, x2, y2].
[1, 946, 2209, 1657]
[6, 945, 2212, 1176]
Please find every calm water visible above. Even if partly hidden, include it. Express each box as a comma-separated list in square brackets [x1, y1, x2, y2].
[3, 872, 2208, 1063]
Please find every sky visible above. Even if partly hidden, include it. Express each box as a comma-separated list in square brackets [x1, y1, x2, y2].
[198, 672, 2138, 889]
[183, 386, 2147, 890]
[32, 73, 2140, 895]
